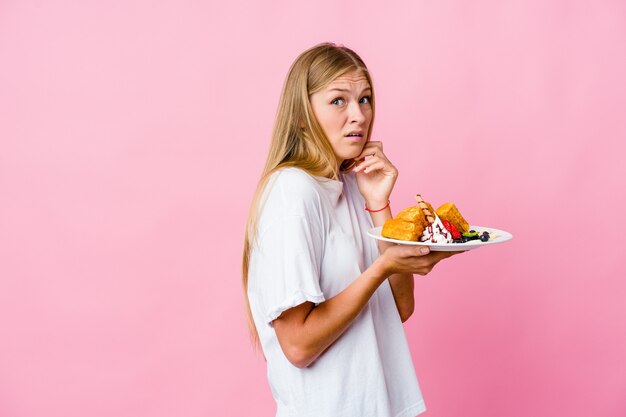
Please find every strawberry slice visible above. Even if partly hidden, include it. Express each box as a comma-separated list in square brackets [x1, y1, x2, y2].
[442, 219, 461, 239]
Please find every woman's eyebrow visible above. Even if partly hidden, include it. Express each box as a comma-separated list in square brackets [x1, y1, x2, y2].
[327, 87, 372, 93]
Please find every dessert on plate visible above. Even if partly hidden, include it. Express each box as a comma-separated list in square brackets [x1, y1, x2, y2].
[381, 194, 491, 244]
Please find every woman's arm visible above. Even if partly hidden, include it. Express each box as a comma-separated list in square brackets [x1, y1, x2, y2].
[272, 142, 457, 368]
[273, 244, 454, 368]
[351, 141, 416, 321]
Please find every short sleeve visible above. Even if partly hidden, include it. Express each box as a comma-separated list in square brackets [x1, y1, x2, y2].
[250, 213, 326, 326]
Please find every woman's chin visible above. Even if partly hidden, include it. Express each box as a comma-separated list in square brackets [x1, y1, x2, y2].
[344, 146, 367, 161]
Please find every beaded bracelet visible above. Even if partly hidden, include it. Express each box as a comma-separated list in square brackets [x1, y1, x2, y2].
[364, 200, 390, 213]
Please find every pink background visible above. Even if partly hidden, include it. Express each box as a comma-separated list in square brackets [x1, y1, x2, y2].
[1, 1, 625, 416]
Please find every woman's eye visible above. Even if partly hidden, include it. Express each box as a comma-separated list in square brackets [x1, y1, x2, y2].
[331, 98, 345, 105]
[360, 96, 372, 104]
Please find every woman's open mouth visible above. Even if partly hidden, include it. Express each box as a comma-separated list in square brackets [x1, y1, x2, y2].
[345, 132, 364, 141]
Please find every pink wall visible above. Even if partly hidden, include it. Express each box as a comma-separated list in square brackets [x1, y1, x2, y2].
[1, 1, 625, 416]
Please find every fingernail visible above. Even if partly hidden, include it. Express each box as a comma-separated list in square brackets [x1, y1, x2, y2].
[420, 247, 430, 254]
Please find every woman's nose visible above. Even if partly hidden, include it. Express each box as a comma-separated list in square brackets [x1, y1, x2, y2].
[348, 101, 366, 124]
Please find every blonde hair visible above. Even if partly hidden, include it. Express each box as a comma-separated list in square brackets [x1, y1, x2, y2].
[242, 42, 375, 346]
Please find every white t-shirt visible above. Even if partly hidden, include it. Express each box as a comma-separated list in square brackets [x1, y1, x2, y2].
[248, 167, 426, 417]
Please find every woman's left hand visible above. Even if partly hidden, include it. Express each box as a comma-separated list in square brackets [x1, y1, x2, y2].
[352, 141, 398, 208]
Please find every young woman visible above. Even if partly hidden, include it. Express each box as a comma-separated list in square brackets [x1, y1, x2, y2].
[242, 43, 459, 417]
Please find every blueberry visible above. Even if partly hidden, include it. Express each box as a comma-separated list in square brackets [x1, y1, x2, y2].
[480, 234, 489, 242]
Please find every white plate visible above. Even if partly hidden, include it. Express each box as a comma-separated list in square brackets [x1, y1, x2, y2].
[367, 225, 513, 251]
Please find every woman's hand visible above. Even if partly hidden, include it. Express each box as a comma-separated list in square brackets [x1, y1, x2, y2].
[353, 141, 397, 208]
[375, 245, 464, 277]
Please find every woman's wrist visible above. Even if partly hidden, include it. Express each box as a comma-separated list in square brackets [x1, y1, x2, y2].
[364, 200, 390, 213]
[370, 254, 391, 281]
[366, 200, 393, 228]
[364, 199, 390, 211]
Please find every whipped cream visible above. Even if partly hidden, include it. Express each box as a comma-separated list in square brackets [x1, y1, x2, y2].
[419, 215, 453, 243]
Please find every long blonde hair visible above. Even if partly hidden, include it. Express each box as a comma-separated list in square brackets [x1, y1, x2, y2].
[242, 43, 376, 346]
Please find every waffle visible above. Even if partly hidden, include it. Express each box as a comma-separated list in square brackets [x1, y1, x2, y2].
[395, 206, 429, 229]
[380, 194, 437, 241]
[436, 202, 469, 233]
[381, 218, 424, 241]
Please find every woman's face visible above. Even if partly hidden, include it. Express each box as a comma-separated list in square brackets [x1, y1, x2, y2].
[309, 71, 373, 165]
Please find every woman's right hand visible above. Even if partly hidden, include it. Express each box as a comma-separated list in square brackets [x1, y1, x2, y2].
[376, 245, 463, 277]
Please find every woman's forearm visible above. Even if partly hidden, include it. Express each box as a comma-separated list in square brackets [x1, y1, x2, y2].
[273, 258, 389, 368]
[274, 241, 447, 368]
